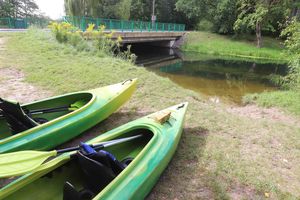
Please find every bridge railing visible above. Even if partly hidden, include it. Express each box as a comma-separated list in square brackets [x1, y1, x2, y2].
[0, 17, 49, 29]
[64, 16, 185, 32]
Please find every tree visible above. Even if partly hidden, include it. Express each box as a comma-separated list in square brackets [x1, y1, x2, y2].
[234, 0, 291, 48]
[290, 0, 300, 19]
[115, 0, 131, 20]
[65, 0, 122, 18]
[176, 0, 238, 32]
[0, 0, 39, 18]
[130, 0, 151, 21]
[19, 0, 39, 17]
[212, 0, 238, 34]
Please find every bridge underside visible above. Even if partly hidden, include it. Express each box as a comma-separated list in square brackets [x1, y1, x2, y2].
[111, 32, 186, 48]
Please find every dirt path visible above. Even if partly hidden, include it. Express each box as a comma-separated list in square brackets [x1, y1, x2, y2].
[0, 68, 51, 103]
[0, 37, 51, 103]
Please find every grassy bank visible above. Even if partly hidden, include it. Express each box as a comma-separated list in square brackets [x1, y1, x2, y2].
[244, 90, 300, 116]
[0, 30, 299, 199]
[183, 31, 288, 62]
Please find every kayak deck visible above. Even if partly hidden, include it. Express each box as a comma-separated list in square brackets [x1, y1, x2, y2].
[4, 129, 153, 200]
[0, 93, 92, 140]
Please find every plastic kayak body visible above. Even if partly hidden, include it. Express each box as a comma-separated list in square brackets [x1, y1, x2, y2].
[0, 79, 137, 153]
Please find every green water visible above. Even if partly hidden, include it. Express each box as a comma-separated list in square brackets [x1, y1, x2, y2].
[133, 46, 287, 104]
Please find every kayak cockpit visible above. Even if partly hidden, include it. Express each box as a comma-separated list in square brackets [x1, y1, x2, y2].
[0, 93, 92, 140]
[3, 129, 153, 200]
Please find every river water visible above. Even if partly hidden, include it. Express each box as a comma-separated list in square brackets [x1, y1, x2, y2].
[132, 45, 287, 104]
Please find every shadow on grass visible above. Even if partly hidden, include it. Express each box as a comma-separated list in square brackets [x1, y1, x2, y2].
[147, 126, 214, 199]
[58, 108, 152, 149]
[147, 126, 235, 200]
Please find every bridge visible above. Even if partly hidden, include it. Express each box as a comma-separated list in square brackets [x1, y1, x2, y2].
[0, 16, 186, 48]
[64, 16, 186, 48]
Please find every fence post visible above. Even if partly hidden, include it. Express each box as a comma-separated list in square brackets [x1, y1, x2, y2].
[80, 17, 85, 31]
[121, 20, 123, 32]
[8, 17, 12, 28]
[131, 21, 134, 32]
[26, 18, 29, 28]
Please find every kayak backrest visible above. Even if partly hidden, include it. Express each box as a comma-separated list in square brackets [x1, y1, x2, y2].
[0, 98, 39, 134]
[78, 150, 122, 192]
[63, 150, 127, 200]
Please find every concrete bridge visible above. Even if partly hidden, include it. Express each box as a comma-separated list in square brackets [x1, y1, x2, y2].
[111, 31, 186, 48]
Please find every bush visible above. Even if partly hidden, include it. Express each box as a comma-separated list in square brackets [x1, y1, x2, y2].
[48, 22, 135, 61]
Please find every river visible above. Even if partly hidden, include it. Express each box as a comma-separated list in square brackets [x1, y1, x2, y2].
[131, 45, 287, 104]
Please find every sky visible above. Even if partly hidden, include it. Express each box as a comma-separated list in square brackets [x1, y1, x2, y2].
[35, 0, 65, 20]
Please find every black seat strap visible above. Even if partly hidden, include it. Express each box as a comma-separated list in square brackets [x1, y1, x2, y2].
[0, 98, 39, 134]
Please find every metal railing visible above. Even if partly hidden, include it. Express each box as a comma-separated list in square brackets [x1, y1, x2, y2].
[0, 17, 49, 29]
[64, 16, 185, 32]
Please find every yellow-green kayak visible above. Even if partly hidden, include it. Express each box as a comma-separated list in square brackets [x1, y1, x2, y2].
[0, 102, 188, 200]
[0, 79, 137, 153]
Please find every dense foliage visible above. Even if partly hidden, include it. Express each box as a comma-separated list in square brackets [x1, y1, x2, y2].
[64, 0, 299, 48]
[281, 19, 300, 90]
[0, 0, 39, 18]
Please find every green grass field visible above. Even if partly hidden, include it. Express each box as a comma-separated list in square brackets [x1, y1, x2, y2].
[0, 30, 299, 199]
[183, 31, 288, 62]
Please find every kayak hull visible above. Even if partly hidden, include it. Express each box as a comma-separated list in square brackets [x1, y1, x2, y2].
[0, 79, 137, 153]
[0, 102, 188, 200]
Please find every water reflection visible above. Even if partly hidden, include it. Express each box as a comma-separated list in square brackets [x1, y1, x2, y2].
[131, 45, 287, 104]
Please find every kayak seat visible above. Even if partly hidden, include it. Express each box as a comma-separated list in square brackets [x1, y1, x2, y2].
[77, 150, 126, 192]
[63, 145, 130, 200]
[0, 98, 39, 134]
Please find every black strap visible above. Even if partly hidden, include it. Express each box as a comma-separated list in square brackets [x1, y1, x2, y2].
[0, 98, 38, 134]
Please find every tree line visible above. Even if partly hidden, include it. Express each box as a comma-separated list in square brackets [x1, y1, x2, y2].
[65, 0, 299, 48]
[0, 0, 41, 18]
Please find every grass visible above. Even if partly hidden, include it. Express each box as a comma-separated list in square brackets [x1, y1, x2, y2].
[183, 31, 288, 62]
[0, 29, 300, 199]
[244, 90, 300, 116]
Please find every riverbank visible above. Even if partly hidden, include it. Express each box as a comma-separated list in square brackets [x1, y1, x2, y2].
[244, 88, 300, 116]
[182, 31, 288, 62]
[0, 30, 299, 199]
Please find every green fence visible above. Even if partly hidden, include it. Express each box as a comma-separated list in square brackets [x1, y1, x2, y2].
[64, 16, 185, 32]
[0, 17, 49, 29]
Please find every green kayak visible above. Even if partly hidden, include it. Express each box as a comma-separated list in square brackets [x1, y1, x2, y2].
[0, 102, 188, 200]
[0, 79, 137, 153]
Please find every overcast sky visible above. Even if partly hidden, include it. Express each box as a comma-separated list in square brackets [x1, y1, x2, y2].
[35, 0, 65, 20]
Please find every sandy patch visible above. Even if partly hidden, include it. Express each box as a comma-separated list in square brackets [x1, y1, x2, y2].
[227, 104, 300, 128]
[0, 68, 52, 103]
